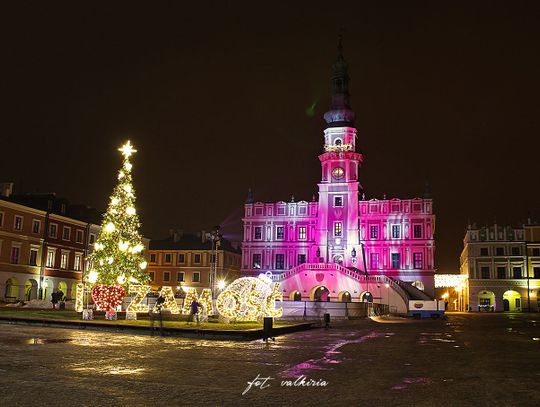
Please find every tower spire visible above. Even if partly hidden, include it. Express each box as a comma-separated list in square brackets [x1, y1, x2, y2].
[324, 36, 356, 128]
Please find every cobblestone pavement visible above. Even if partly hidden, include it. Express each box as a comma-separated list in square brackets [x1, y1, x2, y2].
[0, 313, 539, 407]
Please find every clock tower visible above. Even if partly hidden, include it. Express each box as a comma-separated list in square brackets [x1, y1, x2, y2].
[315, 40, 363, 267]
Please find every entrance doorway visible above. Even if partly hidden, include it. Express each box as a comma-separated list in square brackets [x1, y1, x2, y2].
[503, 290, 521, 312]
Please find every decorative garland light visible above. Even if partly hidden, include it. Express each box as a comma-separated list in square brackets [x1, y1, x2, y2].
[435, 274, 468, 288]
[91, 284, 126, 313]
[153, 286, 180, 314]
[182, 288, 213, 315]
[75, 283, 84, 312]
[216, 277, 283, 321]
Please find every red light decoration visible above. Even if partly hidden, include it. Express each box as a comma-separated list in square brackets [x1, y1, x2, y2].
[91, 284, 126, 312]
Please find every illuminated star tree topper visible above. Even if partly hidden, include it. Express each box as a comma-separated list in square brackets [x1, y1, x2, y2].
[88, 140, 149, 286]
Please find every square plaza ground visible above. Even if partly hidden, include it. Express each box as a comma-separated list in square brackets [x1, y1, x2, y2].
[0, 313, 538, 406]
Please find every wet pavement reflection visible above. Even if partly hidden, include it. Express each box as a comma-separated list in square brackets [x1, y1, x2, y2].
[0, 313, 539, 406]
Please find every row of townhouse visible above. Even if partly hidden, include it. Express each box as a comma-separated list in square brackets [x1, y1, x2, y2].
[0, 184, 102, 302]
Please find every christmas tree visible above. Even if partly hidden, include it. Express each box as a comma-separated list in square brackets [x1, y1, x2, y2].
[88, 141, 149, 286]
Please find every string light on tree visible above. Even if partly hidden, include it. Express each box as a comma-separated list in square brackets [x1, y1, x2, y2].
[87, 140, 149, 288]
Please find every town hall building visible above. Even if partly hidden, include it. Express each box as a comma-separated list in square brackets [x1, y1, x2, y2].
[241, 44, 436, 309]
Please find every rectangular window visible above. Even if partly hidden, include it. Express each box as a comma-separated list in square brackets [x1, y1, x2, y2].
[178, 253, 185, 263]
[163, 271, 170, 282]
[481, 266, 490, 279]
[29, 248, 39, 266]
[14, 215, 23, 231]
[60, 252, 69, 269]
[413, 253, 423, 269]
[10, 246, 20, 264]
[276, 226, 284, 240]
[370, 226, 378, 239]
[533, 248, 540, 256]
[0, 211, 3, 227]
[495, 247, 504, 256]
[275, 254, 285, 270]
[480, 248, 489, 256]
[298, 227, 306, 240]
[46, 249, 55, 268]
[49, 223, 58, 238]
[252, 253, 261, 269]
[513, 267, 522, 279]
[534, 267, 540, 279]
[334, 222, 342, 237]
[177, 272, 184, 282]
[74, 254, 82, 271]
[370, 253, 379, 269]
[334, 196, 343, 207]
[254, 226, 262, 240]
[391, 225, 401, 239]
[149, 272, 155, 281]
[391, 253, 400, 269]
[89, 234, 96, 245]
[511, 247, 520, 256]
[32, 220, 41, 234]
[76, 230, 84, 243]
[164, 254, 172, 263]
[62, 226, 71, 240]
[194, 254, 201, 264]
[413, 225, 422, 239]
[298, 254, 306, 265]
[150, 253, 157, 263]
[192, 272, 200, 283]
[497, 267, 506, 279]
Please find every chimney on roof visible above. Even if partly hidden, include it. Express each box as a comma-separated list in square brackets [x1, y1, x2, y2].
[0, 182, 13, 198]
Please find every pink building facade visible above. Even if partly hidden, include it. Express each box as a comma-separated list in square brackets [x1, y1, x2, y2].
[242, 45, 435, 303]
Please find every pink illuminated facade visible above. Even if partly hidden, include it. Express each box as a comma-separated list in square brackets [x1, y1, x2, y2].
[242, 44, 435, 303]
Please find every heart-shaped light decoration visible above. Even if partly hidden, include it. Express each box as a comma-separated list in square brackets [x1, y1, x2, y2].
[91, 284, 126, 312]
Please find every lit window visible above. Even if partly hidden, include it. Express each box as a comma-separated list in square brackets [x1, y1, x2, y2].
[334, 222, 342, 237]
[370, 253, 379, 269]
[298, 227, 306, 240]
[60, 252, 69, 269]
[391, 225, 401, 239]
[413, 253, 423, 269]
[46, 249, 55, 268]
[252, 254, 261, 269]
[74, 254, 82, 271]
[14, 216, 23, 231]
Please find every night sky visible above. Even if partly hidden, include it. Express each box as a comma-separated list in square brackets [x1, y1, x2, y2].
[1, 2, 540, 272]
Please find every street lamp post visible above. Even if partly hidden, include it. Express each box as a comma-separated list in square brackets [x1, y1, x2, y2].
[207, 226, 221, 299]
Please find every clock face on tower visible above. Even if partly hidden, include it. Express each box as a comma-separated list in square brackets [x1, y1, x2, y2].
[332, 167, 345, 180]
